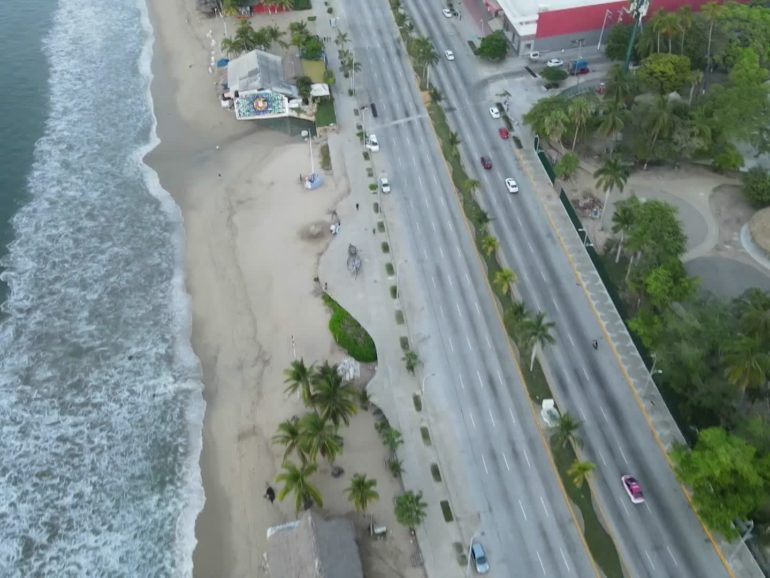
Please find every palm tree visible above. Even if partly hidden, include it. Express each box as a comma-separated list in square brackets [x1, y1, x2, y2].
[723, 336, 770, 396]
[284, 358, 314, 405]
[676, 6, 693, 54]
[687, 69, 704, 106]
[263, 24, 287, 50]
[412, 36, 438, 85]
[503, 301, 530, 336]
[594, 156, 630, 230]
[464, 178, 480, 193]
[568, 96, 597, 151]
[311, 370, 358, 426]
[289, 20, 310, 49]
[382, 427, 404, 455]
[660, 11, 679, 53]
[701, 2, 723, 73]
[738, 289, 770, 341]
[394, 490, 428, 529]
[523, 311, 555, 371]
[543, 108, 570, 148]
[568, 460, 596, 489]
[598, 103, 626, 152]
[345, 474, 379, 514]
[403, 350, 420, 374]
[335, 31, 350, 47]
[448, 131, 461, 150]
[481, 235, 500, 257]
[643, 97, 675, 169]
[648, 10, 667, 53]
[493, 268, 517, 295]
[299, 412, 343, 463]
[550, 412, 582, 448]
[611, 197, 638, 263]
[605, 65, 636, 108]
[272, 418, 306, 463]
[276, 461, 323, 512]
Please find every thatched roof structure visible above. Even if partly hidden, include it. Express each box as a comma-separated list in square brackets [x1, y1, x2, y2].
[265, 511, 364, 578]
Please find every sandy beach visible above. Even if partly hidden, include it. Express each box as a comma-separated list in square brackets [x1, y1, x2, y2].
[145, 1, 421, 577]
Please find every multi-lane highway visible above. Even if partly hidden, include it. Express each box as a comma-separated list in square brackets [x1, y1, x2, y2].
[342, 1, 603, 576]
[379, 0, 731, 576]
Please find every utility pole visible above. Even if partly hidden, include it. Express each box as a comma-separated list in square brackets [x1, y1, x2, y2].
[624, 0, 650, 72]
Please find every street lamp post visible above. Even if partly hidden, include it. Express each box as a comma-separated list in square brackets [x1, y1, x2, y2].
[421, 372, 436, 396]
[396, 259, 407, 299]
[598, 9, 613, 50]
[577, 228, 593, 248]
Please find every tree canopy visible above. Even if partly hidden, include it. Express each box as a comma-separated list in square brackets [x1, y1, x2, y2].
[476, 31, 508, 61]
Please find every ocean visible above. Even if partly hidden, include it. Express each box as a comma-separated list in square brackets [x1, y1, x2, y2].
[0, 0, 205, 576]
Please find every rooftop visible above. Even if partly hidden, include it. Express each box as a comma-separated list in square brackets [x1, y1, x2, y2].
[497, 0, 619, 22]
[227, 49, 298, 98]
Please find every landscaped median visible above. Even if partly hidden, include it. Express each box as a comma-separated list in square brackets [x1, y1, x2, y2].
[322, 294, 377, 362]
[385, 1, 624, 575]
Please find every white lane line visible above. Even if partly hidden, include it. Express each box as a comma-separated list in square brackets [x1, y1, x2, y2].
[422, 247, 428, 259]
[448, 221, 454, 232]
[644, 551, 656, 571]
[536, 551, 546, 575]
[496, 369, 504, 386]
[488, 409, 496, 427]
[475, 302, 481, 315]
[523, 447, 532, 469]
[432, 276, 437, 289]
[469, 411, 476, 429]
[439, 246, 445, 259]
[539, 269, 547, 282]
[509, 407, 516, 425]
[440, 197, 447, 208]
[518, 500, 528, 521]
[448, 276, 454, 288]
[540, 496, 549, 519]
[456, 302, 462, 316]
[459, 375, 465, 390]
[416, 221, 422, 234]
[559, 547, 571, 573]
[620, 498, 630, 516]
[666, 546, 679, 568]
[455, 246, 462, 258]
[600, 406, 609, 423]
[440, 305, 446, 319]
[552, 297, 562, 313]
[619, 446, 629, 465]
[465, 273, 471, 284]
[466, 335, 473, 352]
[644, 502, 652, 515]
[567, 332, 576, 347]
[485, 335, 492, 349]
[579, 406, 587, 421]
[448, 337, 454, 352]
[526, 240, 535, 253]
[582, 367, 590, 380]
[432, 221, 437, 232]
[424, 197, 430, 210]
[418, 175, 424, 188]
[599, 452, 607, 466]
[476, 370, 484, 388]
[481, 454, 488, 474]
[502, 453, 510, 471]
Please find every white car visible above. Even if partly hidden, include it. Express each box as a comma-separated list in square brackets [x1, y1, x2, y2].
[621, 475, 645, 504]
[546, 58, 564, 67]
[444, 49, 455, 61]
[488, 106, 501, 119]
[379, 175, 391, 193]
[366, 134, 379, 152]
[528, 51, 540, 61]
[505, 178, 519, 193]
[442, 8, 455, 17]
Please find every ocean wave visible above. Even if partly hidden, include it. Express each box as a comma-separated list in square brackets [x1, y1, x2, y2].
[0, 0, 204, 575]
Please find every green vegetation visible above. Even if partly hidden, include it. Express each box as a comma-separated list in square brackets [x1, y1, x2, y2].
[394, 490, 428, 529]
[321, 294, 377, 362]
[440, 500, 454, 522]
[412, 393, 422, 412]
[431, 463, 441, 482]
[476, 30, 508, 61]
[315, 98, 336, 128]
[221, 20, 288, 56]
[539, 66, 568, 84]
[344, 473, 379, 514]
[403, 349, 420, 374]
[319, 143, 331, 170]
[554, 152, 580, 180]
[420, 426, 431, 445]
[742, 167, 770, 207]
[276, 461, 323, 512]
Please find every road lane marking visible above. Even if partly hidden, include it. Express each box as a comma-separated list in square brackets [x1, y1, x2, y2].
[523, 447, 531, 469]
[559, 547, 571, 572]
[600, 406, 609, 423]
[536, 551, 546, 575]
[475, 302, 481, 314]
[518, 500, 527, 521]
[459, 375, 465, 390]
[465, 273, 470, 284]
[526, 240, 535, 253]
[552, 297, 562, 313]
[466, 335, 473, 352]
[582, 367, 590, 381]
[540, 496, 549, 519]
[441, 197, 447, 208]
[579, 406, 587, 421]
[418, 175, 424, 188]
[599, 452, 607, 466]
[432, 221, 437, 232]
[448, 276, 454, 288]
[469, 411, 476, 428]
[502, 453, 510, 471]
[440, 305, 446, 319]
[539, 269, 547, 282]
[619, 445, 629, 465]
[456, 302, 462, 316]
[422, 247, 428, 259]
[432, 276, 437, 289]
[666, 546, 679, 568]
[497, 369, 504, 386]
[476, 370, 484, 388]
[620, 499, 629, 516]
[567, 332, 576, 347]
[448, 221, 454, 232]
[485, 334, 492, 349]
[481, 454, 488, 474]
[424, 197, 430, 210]
[644, 502, 652, 515]
[508, 407, 516, 425]
[644, 551, 656, 571]
[455, 245, 462, 258]
[448, 336, 454, 352]
[439, 246, 445, 259]
[416, 221, 421, 233]
[488, 409, 496, 427]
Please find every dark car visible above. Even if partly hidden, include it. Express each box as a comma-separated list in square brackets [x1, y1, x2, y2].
[480, 156, 493, 170]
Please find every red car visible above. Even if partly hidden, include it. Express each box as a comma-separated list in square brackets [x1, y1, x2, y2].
[480, 156, 493, 170]
[498, 127, 510, 139]
[621, 475, 645, 504]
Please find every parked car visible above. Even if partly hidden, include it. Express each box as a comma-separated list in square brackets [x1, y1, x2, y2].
[442, 7, 456, 17]
[546, 58, 564, 67]
[480, 156, 492, 170]
[366, 134, 379, 152]
[498, 127, 510, 139]
[569, 58, 590, 75]
[470, 542, 490, 574]
[488, 106, 501, 119]
[379, 175, 391, 193]
[621, 475, 645, 504]
[505, 177, 519, 193]
[444, 49, 455, 61]
[528, 51, 540, 61]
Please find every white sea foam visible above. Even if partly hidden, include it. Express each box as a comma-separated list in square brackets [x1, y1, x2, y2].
[0, 0, 205, 575]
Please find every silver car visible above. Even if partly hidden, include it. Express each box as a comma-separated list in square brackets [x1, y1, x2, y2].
[471, 542, 490, 574]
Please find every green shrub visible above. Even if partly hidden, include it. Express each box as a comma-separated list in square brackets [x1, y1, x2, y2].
[320, 143, 331, 171]
[742, 166, 770, 207]
[440, 500, 453, 522]
[430, 463, 441, 481]
[420, 426, 431, 445]
[390, 285, 397, 298]
[322, 294, 377, 362]
[385, 263, 395, 275]
[413, 394, 422, 412]
[381, 242, 390, 253]
[395, 310, 404, 324]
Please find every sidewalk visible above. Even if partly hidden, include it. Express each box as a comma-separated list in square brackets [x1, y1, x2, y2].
[510, 135, 764, 578]
[311, 3, 475, 577]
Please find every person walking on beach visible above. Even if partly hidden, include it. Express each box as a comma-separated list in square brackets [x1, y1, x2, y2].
[264, 485, 275, 503]
[355, 203, 359, 211]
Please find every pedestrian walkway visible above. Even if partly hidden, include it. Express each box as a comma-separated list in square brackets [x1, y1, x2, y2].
[511, 134, 764, 578]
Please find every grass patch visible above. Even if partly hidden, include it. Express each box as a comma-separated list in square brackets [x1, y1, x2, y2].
[395, 310, 404, 324]
[315, 98, 336, 128]
[367, 167, 374, 177]
[369, 183, 377, 191]
[381, 242, 390, 253]
[377, 221, 385, 232]
[399, 336, 409, 350]
[294, 0, 312, 9]
[413, 394, 422, 412]
[420, 426, 431, 445]
[321, 294, 377, 362]
[430, 463, 441, 482]
[512, 135, 523, 149]
[363, 151, 370, 161]
[326, 6, 333, 14]
[390, 285, 397, 299]
[373, 202, 380, 213]
[440, 500, 454, 522]
[385, 263, 395, 276]
[306, 14, 316, 21]
[454, 542, 468, 567]
[320, 143, 331, 171]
